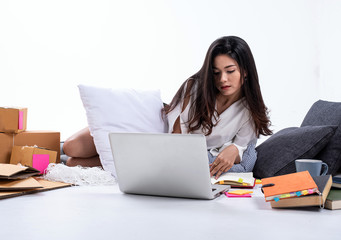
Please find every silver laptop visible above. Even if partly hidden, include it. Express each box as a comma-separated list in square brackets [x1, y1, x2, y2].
[108, 132, 229, 200]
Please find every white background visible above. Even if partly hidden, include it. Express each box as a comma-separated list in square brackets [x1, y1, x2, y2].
[1, 0, 340, 141]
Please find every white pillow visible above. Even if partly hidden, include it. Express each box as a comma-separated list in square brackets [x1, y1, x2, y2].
[78, 84, 167, 177]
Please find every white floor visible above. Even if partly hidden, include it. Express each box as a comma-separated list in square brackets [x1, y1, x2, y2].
[0, 184, 339, 240]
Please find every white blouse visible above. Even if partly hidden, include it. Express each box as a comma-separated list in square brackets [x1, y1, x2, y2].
[167, 82, 257, 160]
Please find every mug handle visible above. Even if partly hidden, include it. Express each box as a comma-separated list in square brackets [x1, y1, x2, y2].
[321, 162, 329, 176]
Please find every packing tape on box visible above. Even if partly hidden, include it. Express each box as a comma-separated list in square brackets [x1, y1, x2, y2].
[18, 111, 23, 130]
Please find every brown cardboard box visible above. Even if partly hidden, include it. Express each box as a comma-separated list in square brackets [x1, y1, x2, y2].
[0, 107, 27, 133]
[0, 133, 13, 164]
[10, 146, 57, 173]
[0, 131, 60, 164]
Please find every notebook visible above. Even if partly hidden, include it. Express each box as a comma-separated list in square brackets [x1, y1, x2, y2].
[108, 133, 229, 199]
[261, 171, 318, 202]
[211, 172, 255, 188]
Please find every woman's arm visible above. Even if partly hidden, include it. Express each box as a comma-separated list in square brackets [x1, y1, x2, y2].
[227, 140, 257, 172]
[210, 140, 257, 177]
[210, 115, 257, 178]
[209, 144, 239, 178]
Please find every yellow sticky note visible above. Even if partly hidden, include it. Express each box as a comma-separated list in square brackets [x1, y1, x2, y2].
[238, 178, 244, 183]
[219, 180, 225, 185]
[281, 194, 291, 198]
[302, 190, 309, 195]
[255, 179, 262, 184]
[228, 190, 253, 195]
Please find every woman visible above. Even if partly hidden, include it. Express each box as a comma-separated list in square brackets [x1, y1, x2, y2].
[63, 36, 272, 178]
[164, 36, 272, 179]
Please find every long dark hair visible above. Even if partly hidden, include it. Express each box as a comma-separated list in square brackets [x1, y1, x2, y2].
[164, 36, 272, 137]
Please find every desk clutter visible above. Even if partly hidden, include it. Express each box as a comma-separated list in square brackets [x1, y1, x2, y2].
[0, 107, 60, 175]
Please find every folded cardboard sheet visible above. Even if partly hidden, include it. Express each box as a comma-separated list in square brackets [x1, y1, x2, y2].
[0, 163, 40, 179]
[0, 164, 72, 200]
[0, 177, 72, 200]
[0, 177, 43, 191]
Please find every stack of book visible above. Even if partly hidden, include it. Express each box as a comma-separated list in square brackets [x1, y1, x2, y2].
[261, 171, 332, 208]
[325, 173, 341, 210]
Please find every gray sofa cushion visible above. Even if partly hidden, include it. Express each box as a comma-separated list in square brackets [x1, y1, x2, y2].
[253, 125, 337, 179]
[301, 100, 341, 175]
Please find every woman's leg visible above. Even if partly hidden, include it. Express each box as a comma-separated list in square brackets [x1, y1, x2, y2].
[63, 127, 102, 167]
[66, 155, 102, 167]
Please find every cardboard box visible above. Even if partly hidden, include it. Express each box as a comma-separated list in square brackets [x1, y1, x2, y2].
[0, 131, 60, 164]
[10, 146, 57, 174]
[0, 133, 13, 164]
[0, 107, 27, 133]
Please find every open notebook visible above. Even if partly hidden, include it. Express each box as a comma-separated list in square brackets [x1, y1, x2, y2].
[211, 172, 255, 188]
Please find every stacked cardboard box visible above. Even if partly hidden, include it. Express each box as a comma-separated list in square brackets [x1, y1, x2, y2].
[0, 107, 60, 172]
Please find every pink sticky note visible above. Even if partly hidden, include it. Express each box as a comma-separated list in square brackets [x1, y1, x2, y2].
[225, 193, 252, 198]
[32, 154, 50, 174]
[18, 111, 24, 130]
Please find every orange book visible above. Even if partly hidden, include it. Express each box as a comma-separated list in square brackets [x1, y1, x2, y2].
[261, 171, 318, 202]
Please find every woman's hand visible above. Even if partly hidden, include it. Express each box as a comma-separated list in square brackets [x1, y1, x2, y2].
[210, 145, 240, 179]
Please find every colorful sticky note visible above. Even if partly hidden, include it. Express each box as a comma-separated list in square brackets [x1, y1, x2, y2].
[302, 190, 309, 195]
[255, 179, 262, 184]
[228, 190, 253, 195]
[279, 194, 291, 199]
[238, 178, 244, 183]
[225, 193, 251, 198]
[274, 197, 280, 202]
[18, 111, 24, 130]
[296, 191, 302, 197]
[32, 154, 50, 174]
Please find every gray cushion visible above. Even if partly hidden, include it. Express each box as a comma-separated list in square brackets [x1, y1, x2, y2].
[301, 100, 341, 175]
[253, 125, 337, 178]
